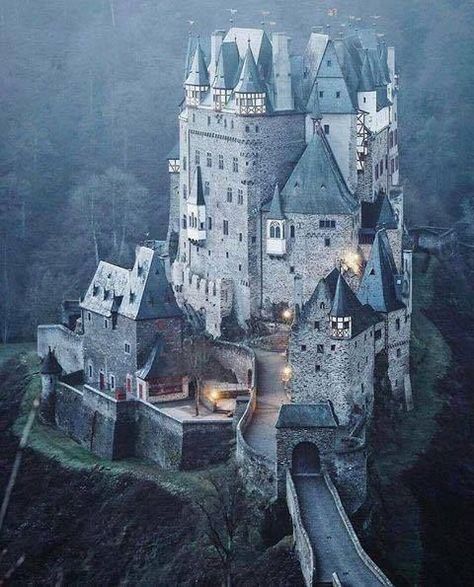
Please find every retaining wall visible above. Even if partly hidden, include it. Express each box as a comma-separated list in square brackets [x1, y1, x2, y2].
[53, 382, 233, 469]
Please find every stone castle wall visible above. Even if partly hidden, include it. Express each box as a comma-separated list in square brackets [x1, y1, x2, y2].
[37, 325, 83, 374]
[53, 383, 233, 469]
[262, 212, 357, 313]
[289, 289, 375, 425]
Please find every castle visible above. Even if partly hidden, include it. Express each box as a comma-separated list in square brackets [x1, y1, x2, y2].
[38, 26, 410, 585]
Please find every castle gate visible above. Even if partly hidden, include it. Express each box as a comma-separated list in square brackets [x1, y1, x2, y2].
[292, 442, 321, 475]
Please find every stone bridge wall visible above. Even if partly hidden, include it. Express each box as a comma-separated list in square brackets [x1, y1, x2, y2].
[38, 324, 83, 374]
[323, 471, 393, 586]
[286, 471, 315, 587]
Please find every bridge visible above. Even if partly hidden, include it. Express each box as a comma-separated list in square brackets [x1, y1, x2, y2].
[244, 348, 392, 587]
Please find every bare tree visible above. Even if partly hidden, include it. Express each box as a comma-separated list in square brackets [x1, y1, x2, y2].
[194, 464, 252, 587]
[184, 335, 209, 416]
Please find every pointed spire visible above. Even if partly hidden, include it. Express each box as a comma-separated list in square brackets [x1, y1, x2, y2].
[234, 42, 265, 93]
[269, 184, 285, 220]
[330, 271, 354, 317]
[189, 166, 205, 206]
[359, 49, 375, 92]
[357, 229, 404, 313]
[185, 38, 209, 87]
[376, 193, 397, 229]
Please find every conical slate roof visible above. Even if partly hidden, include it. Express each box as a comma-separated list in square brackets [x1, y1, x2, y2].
[331, 271, 355, 317]
[234, 42, 265, 94]
[357, 229, 404, 313]
[189, 166, 205, 206]
[185, 39, 209, 87]
[41, 349, 62, 375]
[268, 184, 285, 220]
[281, 131, 357, 215]
[213, 42, 240, 89]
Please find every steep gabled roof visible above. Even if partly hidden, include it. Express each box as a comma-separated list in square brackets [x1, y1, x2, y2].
[234, 42, 265, 94]
[136, 337, 187, 380]
[281, 131, 357, 215]
[189, 166, 205, 206]
[268, 184, 285, 220]
[359, 49, 376, 92]
[213, 41, 240, 89]
[315, 40, 357, 114]
[306, 81, 323, 119]
[358, 230, 405, 313]
[81, 247, 182, 321]
[185, 38, 209, 87]
[361, 193, 397, 231]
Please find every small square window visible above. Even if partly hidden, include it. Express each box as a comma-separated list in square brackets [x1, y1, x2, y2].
[319, 91, 324, 98]
[317, 344, 324, 354]
[315, 364, 321, 373]
[327, 59, 332, 67]
[301, 345, 307, 351]
[290, 266, 295, 274]
[397, 348, 401, 357]
[336, 91, 341, 98]
[331, 344, 336, 351]
[325, 237, 331, 247]
[324, 124, 330, 135]
[252, 236, 256, 243]
[314, 321, 320, 330]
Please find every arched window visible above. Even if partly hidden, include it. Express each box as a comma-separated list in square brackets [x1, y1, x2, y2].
[269, 221, 282, 239]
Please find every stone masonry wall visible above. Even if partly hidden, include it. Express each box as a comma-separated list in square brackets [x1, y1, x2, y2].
[37, 325, 84, 374]
[289, 288, 375, 425]
[175, 106, 306, 328]
[262, 212, 358, 313]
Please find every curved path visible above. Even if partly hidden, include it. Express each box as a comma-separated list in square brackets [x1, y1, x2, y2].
[294, 474, 390, 586]
[244, 348, 289, 461]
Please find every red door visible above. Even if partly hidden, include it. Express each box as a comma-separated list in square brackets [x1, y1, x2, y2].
[99, 372, 105, 390]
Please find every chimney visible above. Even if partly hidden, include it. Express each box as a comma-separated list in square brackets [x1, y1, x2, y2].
[272, 32, 294, 111]
[210, 30, 225, 83]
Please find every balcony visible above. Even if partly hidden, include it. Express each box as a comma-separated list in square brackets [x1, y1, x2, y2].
[267, 238, 286, 256]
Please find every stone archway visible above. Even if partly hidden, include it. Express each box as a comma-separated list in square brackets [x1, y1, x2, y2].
[292, 442, 321, 475]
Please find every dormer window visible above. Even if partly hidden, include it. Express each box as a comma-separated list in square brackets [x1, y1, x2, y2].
[92, 284, 99, 296]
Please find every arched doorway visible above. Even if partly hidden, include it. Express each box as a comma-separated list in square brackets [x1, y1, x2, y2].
[292, 442, 321, 475]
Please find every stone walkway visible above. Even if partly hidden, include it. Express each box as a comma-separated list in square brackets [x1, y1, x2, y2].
[244, 348, 289, 461]
[294, 474, 388, 586]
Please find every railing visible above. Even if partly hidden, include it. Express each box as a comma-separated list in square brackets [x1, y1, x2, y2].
[286, 471, 315, 587]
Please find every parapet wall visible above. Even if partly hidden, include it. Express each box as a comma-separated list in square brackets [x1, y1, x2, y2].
[286, 471, 315, 587]
[38, 324, 83, 374]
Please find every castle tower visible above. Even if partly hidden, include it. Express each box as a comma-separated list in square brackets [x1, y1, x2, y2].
[184, 38, 209, 107]
[234, 41, 266, 115]
[330, 271, 353, 339]
[40, 348, 62, 423]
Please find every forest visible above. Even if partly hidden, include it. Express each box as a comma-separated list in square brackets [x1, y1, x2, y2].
[0, 0, 473, 341]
